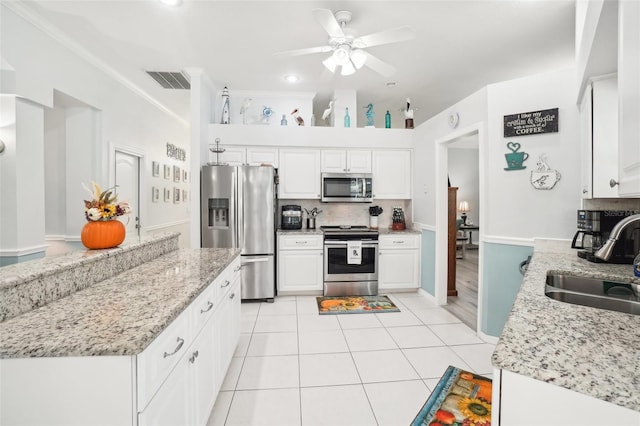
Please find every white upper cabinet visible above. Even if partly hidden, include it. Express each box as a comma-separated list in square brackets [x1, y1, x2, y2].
[592, 75, 619, 198]
[617, 0, 640, 196]
[372, 150, 412, 199]
[246, 147, 279, 168]
[321, 150, 371, 173]
[278, 149, 321, 199]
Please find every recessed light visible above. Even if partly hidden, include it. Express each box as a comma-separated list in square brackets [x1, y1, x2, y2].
[159, 0, 182, 6]
[386, 81, 398, 87]
[284, 74, 300, 83]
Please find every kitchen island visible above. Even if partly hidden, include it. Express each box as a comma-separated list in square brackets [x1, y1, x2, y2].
[492, 242, 640, 425]
[0, 234, 242, 425]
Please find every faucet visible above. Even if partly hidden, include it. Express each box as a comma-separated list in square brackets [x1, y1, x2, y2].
[594, 214, 640, 261]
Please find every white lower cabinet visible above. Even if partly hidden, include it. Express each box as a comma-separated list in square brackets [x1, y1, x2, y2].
[141, 258, 240, 425]
[378, 234, 420, 290]
[494, 369, 640, 426]
[277, 234, 324, 293]
[0, 257, 241, 426]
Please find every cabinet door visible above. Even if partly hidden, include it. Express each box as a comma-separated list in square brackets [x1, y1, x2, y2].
[617, 0, 640, 196]
[378, 249, 420, 289]
[247, 147, 279, 168]
[372, 150, 412, 199]
[191, 319, 217, 426]
[138, 351, 191, 426]
[321, 150, 347, 173]
[592, 76, 619, 198]
[214, 147, 245, 166]
[347, 150, 372, 173]
[278, 149, 321, 199]
[579, 83, 593, 198]
[278, 250, 324, 292]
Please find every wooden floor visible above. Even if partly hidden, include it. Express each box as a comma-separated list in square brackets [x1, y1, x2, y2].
[444, 248, 478, 331]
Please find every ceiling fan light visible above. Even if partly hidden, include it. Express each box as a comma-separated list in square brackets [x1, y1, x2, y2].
[322, 56, 338, 73]
[341, 61, 356, 76]
[333, 46, 351, 66]
[350, 49, 367, 69]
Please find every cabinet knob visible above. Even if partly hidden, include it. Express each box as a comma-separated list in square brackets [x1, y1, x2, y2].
[582, 189, 589, 194]
[609, 179, 619, 188]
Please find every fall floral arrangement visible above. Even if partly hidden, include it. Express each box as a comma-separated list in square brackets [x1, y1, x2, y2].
[83, 182, 131, 222]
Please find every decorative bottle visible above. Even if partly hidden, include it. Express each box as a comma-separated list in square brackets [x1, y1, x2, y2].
[344, 108, 350, 128]
[385, 110, 391, 128]
[221, 86, 230, 124]
[281, 114, 288, 126]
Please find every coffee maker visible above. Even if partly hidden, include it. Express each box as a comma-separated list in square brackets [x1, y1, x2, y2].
[281, 205, 302, 230]
[571, 210, 639, 264]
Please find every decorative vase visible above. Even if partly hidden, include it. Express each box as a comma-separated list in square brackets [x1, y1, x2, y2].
[81, 220, 126, 249]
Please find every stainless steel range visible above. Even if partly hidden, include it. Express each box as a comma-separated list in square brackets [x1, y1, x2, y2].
[322, 225, 379, 296]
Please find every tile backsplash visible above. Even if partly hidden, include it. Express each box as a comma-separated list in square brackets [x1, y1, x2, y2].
[277, 199, 412, 230]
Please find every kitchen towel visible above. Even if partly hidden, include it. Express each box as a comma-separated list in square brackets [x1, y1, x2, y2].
[347, 240, 362, 265]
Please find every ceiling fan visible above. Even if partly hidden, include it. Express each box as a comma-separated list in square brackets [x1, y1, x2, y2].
[274, 8, 416, 77]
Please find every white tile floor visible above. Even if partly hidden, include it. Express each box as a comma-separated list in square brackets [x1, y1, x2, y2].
[207, 292, 495, 426]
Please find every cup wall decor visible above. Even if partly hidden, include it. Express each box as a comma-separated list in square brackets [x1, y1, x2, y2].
[504, 142, 529, 171]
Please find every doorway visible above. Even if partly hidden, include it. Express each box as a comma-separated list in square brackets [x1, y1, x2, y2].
[434, 123, 485, 334]
[114, 149, 142, 241]
[444, 137, 479, 330]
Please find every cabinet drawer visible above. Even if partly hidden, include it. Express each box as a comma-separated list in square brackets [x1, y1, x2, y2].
[137, 310, 192, 411]
[191, 282, 216, 334]
[278, 235, 323, 250]
[379, 234, 420, 249]
[215, 257, 241, 301]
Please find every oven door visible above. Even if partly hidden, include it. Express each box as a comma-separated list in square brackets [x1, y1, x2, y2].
[323, 240, 378, 282]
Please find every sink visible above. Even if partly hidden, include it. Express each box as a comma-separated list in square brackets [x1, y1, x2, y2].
[545, 273, 640, 315]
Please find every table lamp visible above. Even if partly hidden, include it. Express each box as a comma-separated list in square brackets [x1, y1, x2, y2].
[458, 201, 470, 225]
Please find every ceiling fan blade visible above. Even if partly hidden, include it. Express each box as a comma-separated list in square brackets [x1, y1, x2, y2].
[356, 26, 416, 48]
[312, 8, 345, 38]
[362, 51, 396, 78]
[273, 45, 333, 57]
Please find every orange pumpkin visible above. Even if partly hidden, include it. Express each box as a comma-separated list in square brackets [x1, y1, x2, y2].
[81, 220, 126, 249]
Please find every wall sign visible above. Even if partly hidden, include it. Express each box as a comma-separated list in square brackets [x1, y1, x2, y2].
[166, 142, 186, 161]
[503, 108, 558, 137]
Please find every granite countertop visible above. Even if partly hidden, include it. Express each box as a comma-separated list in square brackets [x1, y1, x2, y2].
[378, 228, 421, 235]
[0, 248, 240, 359]
[492, 246, 640, 412]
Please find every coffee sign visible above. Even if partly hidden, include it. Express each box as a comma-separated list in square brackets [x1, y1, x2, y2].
[503, 108, 558, 137]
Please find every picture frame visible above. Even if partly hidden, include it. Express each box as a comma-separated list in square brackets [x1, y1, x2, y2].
[174, 187, 180, 204]
[173, 165, 181, 183]
[182, 189, 188, 202]
[183, 170, 188, 183]
[164, 164, 171, 180]
[152, 186, 160, 203]
[152, 161, 160, 177]
[164, 187, 171, 202]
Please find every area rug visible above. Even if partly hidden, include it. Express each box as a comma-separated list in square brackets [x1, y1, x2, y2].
[411, 365, 492, 426]
[316, 295, 400, 314]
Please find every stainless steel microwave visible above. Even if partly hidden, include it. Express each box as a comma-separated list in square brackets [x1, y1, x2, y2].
[321, 173, 373, 203]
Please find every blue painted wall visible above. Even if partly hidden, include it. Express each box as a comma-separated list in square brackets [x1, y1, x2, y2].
[0, 251, 45, 267]
[482, 242, 534, 337]
[421, 230, 436, 295]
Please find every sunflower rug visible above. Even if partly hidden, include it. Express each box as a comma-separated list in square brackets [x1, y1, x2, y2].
[411, 365, 492, 426]
[316, 295, 400, 314]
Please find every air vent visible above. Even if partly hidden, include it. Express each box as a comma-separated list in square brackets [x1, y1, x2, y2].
[146, 71, 191, 89]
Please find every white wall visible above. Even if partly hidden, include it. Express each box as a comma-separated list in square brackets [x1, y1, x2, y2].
[412, 88, 488, 227]
[485, 68, 581, 240]
[448, 147, 480, 227]
[43, 105, 66, 237]
[1, 5, 190, 256]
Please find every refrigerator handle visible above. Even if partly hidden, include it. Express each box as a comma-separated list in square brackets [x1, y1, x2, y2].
[236, 168, 244, 250]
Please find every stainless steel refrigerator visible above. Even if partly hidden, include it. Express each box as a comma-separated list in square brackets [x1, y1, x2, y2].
[201, 165, 275, 301]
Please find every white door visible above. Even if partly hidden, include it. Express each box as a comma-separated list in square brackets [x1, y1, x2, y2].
[114, 150, 140, 239]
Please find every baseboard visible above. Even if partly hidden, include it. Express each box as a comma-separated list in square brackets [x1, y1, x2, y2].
[478, 330, 499, 345]
[417, 287, 439, 305]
